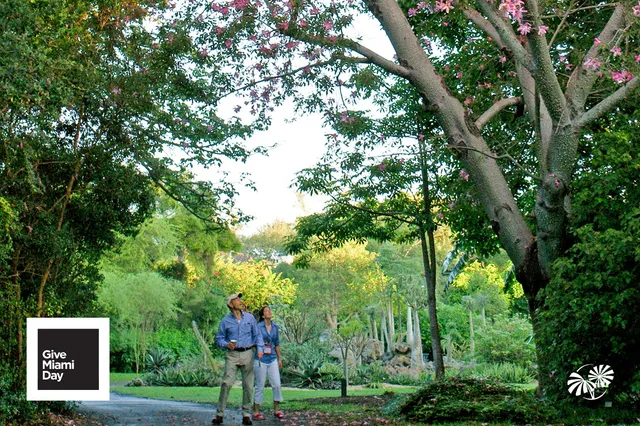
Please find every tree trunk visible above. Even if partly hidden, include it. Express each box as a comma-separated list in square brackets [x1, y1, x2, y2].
[406, 305, 413, 346]
[468, 310, 475, 358]
[381, 313, 390, 355]
[386, 297, 395, 348]
[419, 228, 445, 379]
[326, 313, 338, 330]
[372, 317, 378, 342]
[411, 307, 424, 369]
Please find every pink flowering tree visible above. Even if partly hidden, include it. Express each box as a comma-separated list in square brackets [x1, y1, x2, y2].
[178, 0, 640, 386]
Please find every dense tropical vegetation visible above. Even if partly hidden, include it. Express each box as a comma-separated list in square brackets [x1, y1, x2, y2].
[1, 0, 639, 424]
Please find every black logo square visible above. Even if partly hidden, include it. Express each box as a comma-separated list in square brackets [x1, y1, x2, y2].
[38, 329, 99, 390]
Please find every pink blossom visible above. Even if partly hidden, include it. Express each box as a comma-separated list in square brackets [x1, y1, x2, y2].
[634, 4, 640, 16]
[434, 0, 454, 13]
[231, 0, 250, 10]
[437, 212, 444, 220]
[636, 54, 640, 63]
[464, 97, 474, 106]
[216, 26, 225, 35]
[224, 39, 232, 48]
[285, 41, 298, 49]
[583, 57, 602, 71]
[456, 72, 463, 78]
[378, 163, 387, 171]
[517, 22, 532, 35]
[484, 82, 492, 88]
[499, 55, 507, 63]
[310, 7, 320, 15]
[565, 63, 573, 71]
[299, 19, 307, 28]
[460, 169, 469, 181]
[199, 48, 208, 57]
[594, 37, 601, 46]
[418, 134, 425, 140]
[417, 2, 429, 10]
[278, 21, 289, 31]
[498, 0, 527, 23]
[111, 87, 121, 95]
[537, 25, 548, 35]
[408, 8, 418, 17]
[611, 70, 634, 84]
[610, 46, 622, 57]
[323, 20, 333, 31]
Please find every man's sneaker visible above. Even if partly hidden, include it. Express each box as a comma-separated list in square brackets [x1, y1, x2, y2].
[211, 415, 223, 424]
[242, 416, 253, 425]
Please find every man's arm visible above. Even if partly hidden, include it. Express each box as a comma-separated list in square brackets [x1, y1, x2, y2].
[215, 317, 229, 350]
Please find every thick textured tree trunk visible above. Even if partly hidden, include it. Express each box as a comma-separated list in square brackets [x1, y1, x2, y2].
[362, 0, 638, 396]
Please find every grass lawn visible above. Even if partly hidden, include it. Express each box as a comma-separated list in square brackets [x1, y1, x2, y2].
[111, 381, 417, 412]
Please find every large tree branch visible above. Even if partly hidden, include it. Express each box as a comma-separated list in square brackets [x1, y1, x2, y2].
[463, 7, 506, 48]
[575, 77, 640, 128]
[525, 0, 568, 124]
[283, 28, 411, 78]
[475, 96, 523, 129]
[475, 0, 532, 70]
[342, 39, 411, 78]
[565, 4, 627, 116]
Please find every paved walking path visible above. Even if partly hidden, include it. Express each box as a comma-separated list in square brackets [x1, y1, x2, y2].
[78, 392, 277, 426]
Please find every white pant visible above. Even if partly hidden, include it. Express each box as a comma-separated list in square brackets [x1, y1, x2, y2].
[253, 359, 282, 404]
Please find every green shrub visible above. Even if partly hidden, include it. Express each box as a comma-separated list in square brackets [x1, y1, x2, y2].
[0, 362, 76, 424]
[384, 378, 557, 424]
[154, 327, 201, 361]
[282, 357, 338, 389]
[145, 347, 176, 373]
[280, 340, 333, 369]
[143, 366, 220, 387]
[351, 361, 389, 385]
[537, 212, 640, 404]
[464, 362, 535, 384]
[319, 362, 343, 380]
[474, 314, 535, 367]
[141, 354, 222, 387]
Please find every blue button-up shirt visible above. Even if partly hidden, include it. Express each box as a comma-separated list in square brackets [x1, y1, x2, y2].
[254, 321, 280, 364]
[215, 311, 264, 352]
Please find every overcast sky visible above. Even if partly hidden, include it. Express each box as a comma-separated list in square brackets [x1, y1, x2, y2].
[195, 15, 394, 237]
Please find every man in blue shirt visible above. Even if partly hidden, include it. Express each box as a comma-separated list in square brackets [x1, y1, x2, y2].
[212, 293, 264, 425]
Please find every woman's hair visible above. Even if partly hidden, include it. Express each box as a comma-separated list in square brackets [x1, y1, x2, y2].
[257, 305, 269, 322]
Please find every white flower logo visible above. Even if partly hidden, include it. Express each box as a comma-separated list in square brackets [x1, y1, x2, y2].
[567, 364, 614, 400]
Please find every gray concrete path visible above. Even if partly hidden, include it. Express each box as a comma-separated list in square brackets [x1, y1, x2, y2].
[77, 392, 253, 426]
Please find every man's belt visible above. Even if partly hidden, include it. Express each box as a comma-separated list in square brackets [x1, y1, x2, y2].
[234, 346, 254, 352]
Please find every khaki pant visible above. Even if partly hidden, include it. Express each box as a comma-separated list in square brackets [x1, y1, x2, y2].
[216, 349, 254, 417]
